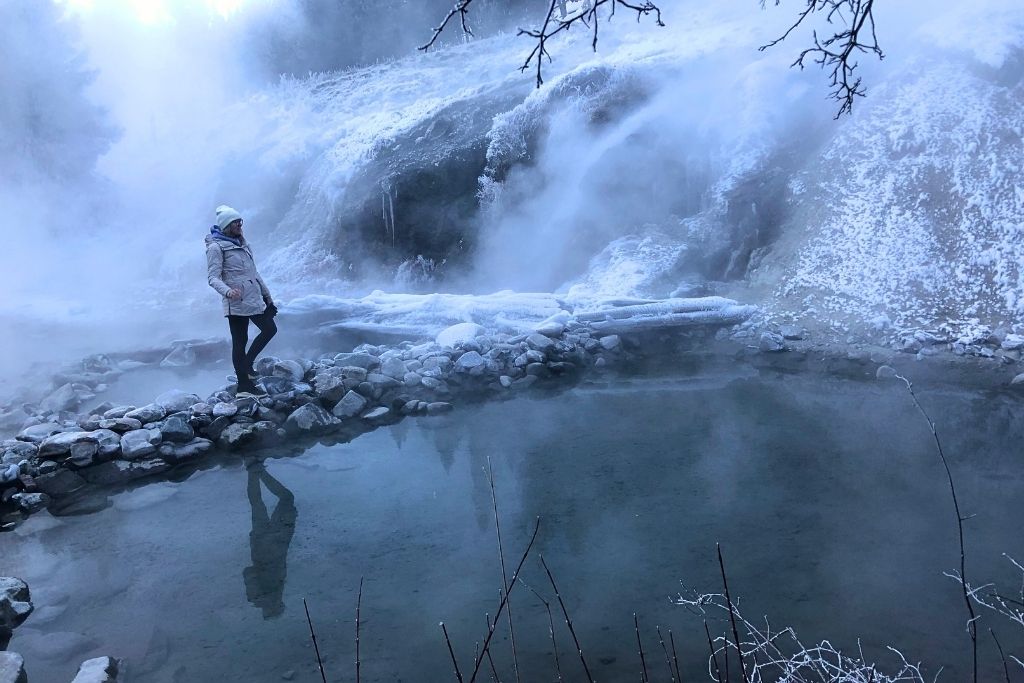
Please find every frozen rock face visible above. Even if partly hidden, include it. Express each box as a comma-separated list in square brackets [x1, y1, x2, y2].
[0, 577, 33, 636]
[758, 52, 1024, 335]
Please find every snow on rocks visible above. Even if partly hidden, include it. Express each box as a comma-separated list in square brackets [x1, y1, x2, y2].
[70, 656, 122, 683]
[437, 322, 487, 348]
[0, 577, 33, 636]
[0, 293, 761, 528]
[0, 651, 26, 683]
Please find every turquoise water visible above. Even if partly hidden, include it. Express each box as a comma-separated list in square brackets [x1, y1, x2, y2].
[4, 370, 1024, 681]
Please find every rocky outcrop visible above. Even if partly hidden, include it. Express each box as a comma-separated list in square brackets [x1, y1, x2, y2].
[0, 577, 33, 637]
[70, 656, 122, 683]
[0, 652, 27, 683]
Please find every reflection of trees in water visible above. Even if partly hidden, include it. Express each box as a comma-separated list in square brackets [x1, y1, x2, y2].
[243, 463, 297, 619]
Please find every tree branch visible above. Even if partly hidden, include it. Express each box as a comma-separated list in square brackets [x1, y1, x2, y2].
[759, 0, 884, 117]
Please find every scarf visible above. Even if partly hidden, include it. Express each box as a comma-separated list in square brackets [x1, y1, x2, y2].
[210, 226, 243, 247]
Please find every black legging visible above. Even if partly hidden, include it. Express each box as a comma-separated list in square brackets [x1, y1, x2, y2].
[228, 311, 277, 382]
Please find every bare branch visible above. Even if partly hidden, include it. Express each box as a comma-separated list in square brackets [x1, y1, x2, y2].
[424, 0, 663, 88]
[760, 0, 884, 117]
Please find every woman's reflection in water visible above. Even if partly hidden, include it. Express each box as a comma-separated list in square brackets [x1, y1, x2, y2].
[243, 461, 296, 619]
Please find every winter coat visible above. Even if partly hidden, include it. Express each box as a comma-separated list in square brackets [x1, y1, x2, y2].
[206, 233, 272, 317]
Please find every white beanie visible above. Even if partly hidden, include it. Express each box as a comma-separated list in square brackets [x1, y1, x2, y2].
[215, 205, 243, 231]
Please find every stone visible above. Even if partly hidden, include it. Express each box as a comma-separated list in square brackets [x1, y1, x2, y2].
[96, 418, 143, 434]
[125, 403, 166, 423]
[535, 320, 565, 336]
[272, 360, 306, 382]
[80, 460, 134, 485]
[598, 335, 621, 351]
[190, 402, 213, 416]
[527, 333, 556, 351]
[333, 352, 378, 370]
[314, 375, 347, 403]
[421, 356, 453, 372]
[71, 656, 122, 683]
[16, 423, 62, 443]
[331, 391, 368, 419]
[155, 390, 202, 413]
[0, 652, 27, 683]
[403, 372, 422, 387]
[380, 356, 407, 379]
[101, 406, 135, 419]
[212, 402, 239, 418]
[362, 406, 391, 423]
[216, 423, 254, 449]
[1001, 334, 1024, 351]
[160, 415, 194, 444]
[13, 492, 49, 513]
[158, 439, 205, 462]
[68, 441, 99, 468]
[0, 577, 32, 634]
[758, 332, 787, 352]
[341, 366, 368, 381]
[779, 324, 806, 340]
[526, 363, 548, 377]
[436, 322, 486, 348]
[499, 375, 513, 388]
[1011, 373, 1024, 386]
[39, 383, 80, 414]
[285, 404, 340, 434]
[454, 351, 485, 371]
[3, 442, 37, 460]
[38, 431, 97, 458]
[120, 429, 161, 460]
[160, 344, 196, 367]
[876, 365, 898, 380]
[426, 402, 453, 416]
[33, 470, 87, 497]
[420, 377, 448, 392]
[93, 430, 122, 458]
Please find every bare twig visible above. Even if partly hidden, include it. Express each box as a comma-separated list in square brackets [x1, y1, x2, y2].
[759, 0, 884, 117]
[423, 0, 663, 88]
[669, 628, 683, 682]
[486, 457, 521, 683]
[989, 628, 1010, 683]
[635, 613, 650, 682]
[704, 620, 723, 683]
[718, 543, 750, 683]
[356, 576, 364, 683]
[540, 554, 596, 683]
[521, 580, 563, 681]
[468, 517, 542, 683]
[484, 614, 500, 683]
[656, 625, 678, 683]
[895, 373, 978, 683]
[419, 0, 474, 51]
[303, 598, 328, 683]
[442, 621, 466, 683]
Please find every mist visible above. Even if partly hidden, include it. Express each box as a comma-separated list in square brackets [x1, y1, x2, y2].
[1, 0, 1021, 396]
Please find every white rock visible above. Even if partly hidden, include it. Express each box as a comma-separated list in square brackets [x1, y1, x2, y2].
[154, 390, 201, 413]
[436, 322, 486, 348]
[120, 429, 161, 460]
[598, 335, 621, 351]
[71, 656, 122, 683]
[454, 351, 485, 371]
[0, 577, 33, 633]
[212, 402, 238, 418]
[331, 391, 367, 419]
[0, 651, 26, 683]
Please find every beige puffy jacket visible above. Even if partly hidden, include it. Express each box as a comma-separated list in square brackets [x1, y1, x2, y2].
[205, 234, 273, 317]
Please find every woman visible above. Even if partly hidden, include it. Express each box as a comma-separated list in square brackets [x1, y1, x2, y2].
[206, 205, 277, 397]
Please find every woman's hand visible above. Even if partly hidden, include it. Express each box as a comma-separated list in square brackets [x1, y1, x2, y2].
[226, 288, 242, 300]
